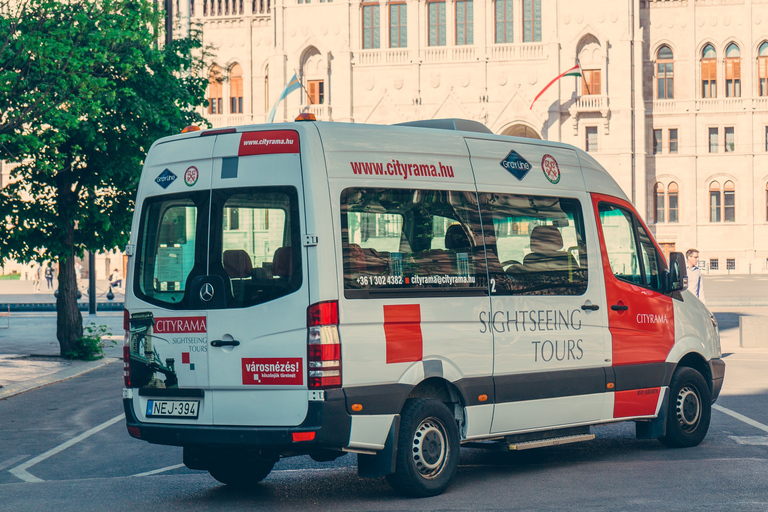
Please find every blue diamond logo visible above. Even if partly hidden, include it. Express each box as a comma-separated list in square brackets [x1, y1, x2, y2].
[155, 168, 177, 189]
[499, 150, 532, 181]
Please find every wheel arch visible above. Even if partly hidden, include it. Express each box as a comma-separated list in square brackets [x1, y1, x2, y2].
[674, 352, 713, 395]
[407, 377, 466, 427]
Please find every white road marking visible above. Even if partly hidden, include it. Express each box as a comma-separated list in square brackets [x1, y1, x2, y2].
[0, 455, 30, 472]
[714, 404, 768, 434]
[730, 436, 768, 446]
[8, 413, 125, 483]
[132, 463, 185, 477]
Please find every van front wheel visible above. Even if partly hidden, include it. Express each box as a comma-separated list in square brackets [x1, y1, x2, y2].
[386, 398, 460, 497]
[659, 367, 712, 448]
[208, 458, 275, 487]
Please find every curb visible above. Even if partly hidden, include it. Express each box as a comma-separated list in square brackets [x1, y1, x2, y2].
[0, 303, 124, 312]
[0, 357, 119, 400]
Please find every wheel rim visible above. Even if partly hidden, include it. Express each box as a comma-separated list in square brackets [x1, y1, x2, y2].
[676, 384, 702, 433]
[411, 417, 448, 479]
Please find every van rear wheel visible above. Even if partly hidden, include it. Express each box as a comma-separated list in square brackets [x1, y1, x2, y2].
[386, 398, 460, 497]
[208, 458, 275, 487]
[659, 367, 712, 448]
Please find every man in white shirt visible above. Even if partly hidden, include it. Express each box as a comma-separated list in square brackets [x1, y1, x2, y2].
[686, 248, 704, 303]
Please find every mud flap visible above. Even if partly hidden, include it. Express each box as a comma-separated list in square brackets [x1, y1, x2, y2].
[635, 388, 669, 440]
[357, 415, 400, 478]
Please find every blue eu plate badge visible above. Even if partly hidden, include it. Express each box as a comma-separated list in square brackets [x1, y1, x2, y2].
[499, 150, 532, 181]
[156, 168, 177, 189]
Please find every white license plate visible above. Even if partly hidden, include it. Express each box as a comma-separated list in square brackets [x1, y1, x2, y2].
[146, 400, 199, 418]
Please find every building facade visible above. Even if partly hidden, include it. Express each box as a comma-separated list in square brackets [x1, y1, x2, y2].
[181, 0, 768, 273]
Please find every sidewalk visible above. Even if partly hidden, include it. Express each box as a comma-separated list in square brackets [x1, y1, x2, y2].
[0, 278, 124, 311]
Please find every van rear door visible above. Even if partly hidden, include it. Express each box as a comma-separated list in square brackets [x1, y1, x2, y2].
[204, 130, 309, 426]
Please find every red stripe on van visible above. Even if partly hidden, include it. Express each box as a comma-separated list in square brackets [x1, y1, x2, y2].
[613, 387, 661, 418]
[239, 130, 299, 156]
[383, 305, 423, 364]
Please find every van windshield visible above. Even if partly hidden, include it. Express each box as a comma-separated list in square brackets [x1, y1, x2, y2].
[134, 187, 302, 310]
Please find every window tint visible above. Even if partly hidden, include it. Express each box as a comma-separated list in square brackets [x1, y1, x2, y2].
[136, 192, 208, 309]
[480, 194, 588, 296]
[341, 188, 486, 298]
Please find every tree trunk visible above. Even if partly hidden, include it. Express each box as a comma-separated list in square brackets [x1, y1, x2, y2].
[56, 181, 83, 357]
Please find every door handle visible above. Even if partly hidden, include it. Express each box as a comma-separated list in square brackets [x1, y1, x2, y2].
[581, 304, 600, 311]
[210, 339, 241, 347]
[610, 304, 629, 311]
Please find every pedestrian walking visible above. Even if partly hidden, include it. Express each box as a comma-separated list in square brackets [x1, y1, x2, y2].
[686, 248, 705, 303]
[45, 264, 54, 289]
[34, 265, 41, 292]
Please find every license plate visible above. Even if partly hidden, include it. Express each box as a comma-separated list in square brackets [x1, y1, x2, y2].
[146, 400, 199, 418]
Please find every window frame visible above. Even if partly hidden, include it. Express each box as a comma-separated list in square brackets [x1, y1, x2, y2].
[582, 69, 601, 95]
[725, 43, 741, 98]
[586, 126, 598, 152]
[389, 1, 407, 48]
[362, 2, 381, 50]
[494, 0, 513, 44]
[668, 128, 678, 154]
[656, 45, 674, 99]
[522, 0, 541, 43]
[701, 44, 717, 98]
[427, 0, 446, 47]
[652, 129, 662, 155]
[455, 0, 473, 46]
[708, 127, 719, 153]
[759, 42, 768, 96]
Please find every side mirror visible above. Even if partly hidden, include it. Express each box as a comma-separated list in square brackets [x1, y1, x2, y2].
[666, 252, 688, 293]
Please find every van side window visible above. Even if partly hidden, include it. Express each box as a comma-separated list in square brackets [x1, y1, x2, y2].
[341, 188, 486, 298]
[479, 194, 588, 296]
[598, 203, 663, 291]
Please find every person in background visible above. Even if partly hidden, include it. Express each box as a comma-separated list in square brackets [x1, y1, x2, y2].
[686, 248, 705, 303]
[109, 268, 122, 288]
[44, 264, 54, 289]
[34, 264, 41, 292]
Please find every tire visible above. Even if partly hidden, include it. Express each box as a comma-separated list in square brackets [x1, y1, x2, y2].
[385, 398, 460, 498]
[208, 458, 275, 487]
[659, 367, 712, 448]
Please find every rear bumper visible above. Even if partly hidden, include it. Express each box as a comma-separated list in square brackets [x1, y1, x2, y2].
[123, 389, 351, 454]
[709, 358, 725, 402]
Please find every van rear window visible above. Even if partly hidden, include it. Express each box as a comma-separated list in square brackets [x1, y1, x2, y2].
[341, 188, 487, 298]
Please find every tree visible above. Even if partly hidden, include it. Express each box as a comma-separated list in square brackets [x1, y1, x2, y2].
[0, 0, 209, 356]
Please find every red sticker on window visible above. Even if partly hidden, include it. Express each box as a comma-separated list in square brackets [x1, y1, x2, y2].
[384, 304, 423, 364]
[239, 130, 299, 156]
[153, 317, 207, 333]
[242, 358, 303, 385]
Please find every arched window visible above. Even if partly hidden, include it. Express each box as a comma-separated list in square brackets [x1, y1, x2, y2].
[725, 43, 741, 97]
[724, 180, 736, 222]
[668, 182, 679, 223]
[208, 65, 223, 115]
[701, 44, 717, 98]
[709, 181, 721, 222]
[657, 45, 674, 99]
[230, 64, 243, 114]
[759, 42, 768, 96]
[654, 182, 665, 223]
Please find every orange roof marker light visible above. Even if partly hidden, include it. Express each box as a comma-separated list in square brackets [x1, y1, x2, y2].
[295, 113, 316, 122]
[181, 125, 202, 133]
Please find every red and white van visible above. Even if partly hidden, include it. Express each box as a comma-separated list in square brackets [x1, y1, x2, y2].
[122, 119, 724, 496]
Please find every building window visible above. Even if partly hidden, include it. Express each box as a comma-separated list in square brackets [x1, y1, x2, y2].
[725, 43, 741, 97]
[701, 44, 717, 98]
[708, 127, 718, 153]
[230, 63, 243, 114]
[389, 2, 407, 48]
[724, 180, 735, 222]
[725, 127, 735, 152]
[669, 128, 678, 153]
[456, 1, 473, 45]
[428, 0, 446, 47]
[654, 182, 665, 223]
[710, 258, 719, 271]
[495, 0, 513, 44]
[766, 183, 768, 221]
[765, 126, 768, 151]
[522, 0, 541, 42]
[582, 69, 601, 95]
[307, 80, 324, 105]
[652, 129, 662, 155]
[726, 258, 736, 270]
[657, 45, 674, 99]
[208, 65, 223, 115]
[710, 181, 721, 222]
[362, 3, 380, 49]
[668, 182, 679, 223]
[586, 126, 598, 152]
[759, 42, 768, 96]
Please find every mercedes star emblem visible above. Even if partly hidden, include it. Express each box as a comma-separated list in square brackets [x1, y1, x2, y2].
[200, 282, 215, 302]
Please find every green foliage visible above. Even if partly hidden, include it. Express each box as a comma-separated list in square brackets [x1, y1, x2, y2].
[65, 323, 116, 361]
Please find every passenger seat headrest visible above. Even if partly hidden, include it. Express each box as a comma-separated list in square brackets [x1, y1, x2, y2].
[223, 249, 253, 278]
[529, 226, 564, 253]
[445, 224, 471, 251]
[272, 247, 292, 278]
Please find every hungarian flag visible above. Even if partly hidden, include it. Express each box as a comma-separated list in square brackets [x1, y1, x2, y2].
[267, 73, 302, 123]
[529, 64, 582, 110]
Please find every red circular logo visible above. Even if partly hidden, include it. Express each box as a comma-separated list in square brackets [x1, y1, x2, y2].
[541, 154, 560, 184]
[184, 166, 199, 187]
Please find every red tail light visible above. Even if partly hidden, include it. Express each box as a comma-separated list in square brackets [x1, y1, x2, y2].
[307, 301, 341, 389]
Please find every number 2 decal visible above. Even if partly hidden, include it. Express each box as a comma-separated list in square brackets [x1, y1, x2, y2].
[490, 278, 496, 293]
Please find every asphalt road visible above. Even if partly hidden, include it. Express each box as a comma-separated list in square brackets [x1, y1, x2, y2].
[2, 350, 768, 512]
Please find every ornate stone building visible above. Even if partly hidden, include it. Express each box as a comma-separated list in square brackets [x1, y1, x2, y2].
[180, 0, 768, 273]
